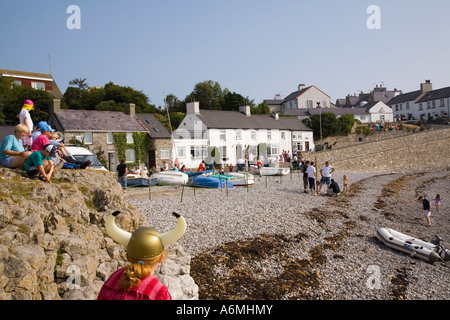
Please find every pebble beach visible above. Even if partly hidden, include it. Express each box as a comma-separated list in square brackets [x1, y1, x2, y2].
[127, 170, 450, 300]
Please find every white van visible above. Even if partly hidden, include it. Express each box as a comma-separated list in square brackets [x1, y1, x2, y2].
[65, 146, 108, 171]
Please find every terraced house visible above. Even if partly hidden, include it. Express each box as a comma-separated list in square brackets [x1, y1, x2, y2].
[172, 101, 314, 168]
[48, 100, 172, 171]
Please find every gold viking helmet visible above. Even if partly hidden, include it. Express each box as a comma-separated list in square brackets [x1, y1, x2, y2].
[105, 211, 187, 261]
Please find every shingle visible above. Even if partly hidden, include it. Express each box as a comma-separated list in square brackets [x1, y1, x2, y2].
[55, 110, 146, 132]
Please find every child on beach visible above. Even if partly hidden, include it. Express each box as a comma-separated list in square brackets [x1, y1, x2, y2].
[343, 175, 349, 192]
[418, 195, 432, 226]
[433, 194, 443, 213]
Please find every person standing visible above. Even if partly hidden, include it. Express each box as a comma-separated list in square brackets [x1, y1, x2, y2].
[307, 161, 317, 195]
[318, 161, 335, 194]
[418, 195, 432, 226]
[117, 159, 128, 191]
[18, 99, 34, 150]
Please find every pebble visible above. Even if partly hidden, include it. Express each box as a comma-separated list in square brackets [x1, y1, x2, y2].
[127, 170, 450, 300]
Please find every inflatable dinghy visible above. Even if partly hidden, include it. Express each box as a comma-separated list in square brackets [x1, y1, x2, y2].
[377, 227, 450, 263]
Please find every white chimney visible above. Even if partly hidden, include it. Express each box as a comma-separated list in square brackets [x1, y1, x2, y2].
[239, 105, 251, 117]
[298, 84, 306, 91]
[186, 101, 200, 115]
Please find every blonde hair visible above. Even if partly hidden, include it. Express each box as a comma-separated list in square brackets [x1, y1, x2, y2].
[120, 250, 168, 290]
[15, 124, 29, 134]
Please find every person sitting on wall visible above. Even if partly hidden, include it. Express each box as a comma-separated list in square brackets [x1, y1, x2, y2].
[0, 124, 32, 169]
[24, 144, 56, 183]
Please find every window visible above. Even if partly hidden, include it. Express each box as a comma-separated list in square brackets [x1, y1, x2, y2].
[406, 102, 410, 110]
[418, 103, 423, 111]
[251, 131, 256, 140]
[220, 130, 226, 141]
[219, 146, 227, 158]
[267, 144, 279, 156]
[177, 147, 185, 158]
[380, 115, 385, 120]
[84, 132, 93, 144]
[31, 81, 46, 90]
[161, 149, 170, 159]
[281, 132, 286, 139]
[107, 132, 113, 144]
[267, 130, 271, 140]
[191, 146, 206, 159]
[126, 133, 134, 144]
[307, 100, 313, 108]
[13, 80, 22, 86]
[236, 130, 242, 140]
[126, 149, 136, 163]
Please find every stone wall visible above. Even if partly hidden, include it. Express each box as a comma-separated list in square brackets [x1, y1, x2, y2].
[312, 127, 450, 173]
[0, 168, 198, 300]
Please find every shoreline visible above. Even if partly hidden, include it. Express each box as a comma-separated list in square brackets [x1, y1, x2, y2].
[127, 170, 450, 300]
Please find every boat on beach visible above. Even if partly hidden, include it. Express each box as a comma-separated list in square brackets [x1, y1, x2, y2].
[377, 227, 450, 263]
[151, 171, 189, 186]
[189, 175, 234, 189]
[185, 169, 214, 177]
[260, 166, 290, 176]
[126, 174, 158, 187]
[208, 173, 255, 186]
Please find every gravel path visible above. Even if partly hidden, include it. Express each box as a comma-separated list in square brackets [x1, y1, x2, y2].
[126, 170, 450, 300]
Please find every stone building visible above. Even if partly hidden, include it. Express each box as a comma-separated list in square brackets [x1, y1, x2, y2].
[48, 99, 173, 171]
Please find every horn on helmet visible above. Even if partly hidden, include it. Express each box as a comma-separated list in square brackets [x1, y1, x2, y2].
[105, 211, 132, 246]
[160, 212, 187, 247]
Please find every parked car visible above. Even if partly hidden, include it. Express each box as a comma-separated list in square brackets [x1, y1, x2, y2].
[65, 146, 108, 171]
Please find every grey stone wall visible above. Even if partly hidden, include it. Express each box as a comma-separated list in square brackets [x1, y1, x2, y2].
[312, 127, 450, 173]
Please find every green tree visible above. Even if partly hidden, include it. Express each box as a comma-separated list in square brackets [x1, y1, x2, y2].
[185, 80, 224, 110]
[336, 114, 355, 136]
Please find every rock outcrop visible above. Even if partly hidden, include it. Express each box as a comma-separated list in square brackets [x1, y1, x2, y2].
[0, 168, 198, 300]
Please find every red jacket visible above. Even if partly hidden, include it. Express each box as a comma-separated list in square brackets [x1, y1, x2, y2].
[97, 268, 172, 300]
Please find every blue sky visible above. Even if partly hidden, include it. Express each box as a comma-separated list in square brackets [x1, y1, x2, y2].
[1, 0, 449, 108]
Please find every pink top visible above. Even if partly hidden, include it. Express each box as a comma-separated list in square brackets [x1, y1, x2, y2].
[31, 134, 50, 152]
[97, 268, 172, 300]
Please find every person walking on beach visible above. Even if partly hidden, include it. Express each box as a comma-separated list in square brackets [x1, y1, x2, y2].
[418, 195, 432, 226]
[302, 160, 309, 193]
[343, 175, 349, 192]
[117, 159, 128, 191]
[307, 161, 316, 195]
[433, 194, 443, 213]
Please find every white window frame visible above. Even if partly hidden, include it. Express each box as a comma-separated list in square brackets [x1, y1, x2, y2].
[177, 146, 185, 158]
[126, 149, 136, 163]
[161, 148, 170, 160]
[126, 132, 134, 144]
[84, 132, 93, 144]
[107, 132, 113, 144]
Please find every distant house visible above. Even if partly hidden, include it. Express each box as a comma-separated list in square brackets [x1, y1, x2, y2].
[337, 85, 402, 109]
[0, 68, 63, 99]
[387, 80, 450, 121]
[48, 100, 172, 171]
[288, 101, 393, 123]
[282, 84, 331, 114]
[172, 102, 314, 168]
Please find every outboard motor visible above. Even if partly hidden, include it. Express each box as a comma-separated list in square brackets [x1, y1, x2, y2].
[431, 235, 450, 262]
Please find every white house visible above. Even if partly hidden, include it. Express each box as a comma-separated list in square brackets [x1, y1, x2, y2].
[285, 101, 393, 124]
[282, 84, 331, 114]
[387, 80, 450, 121]
[172, 102, 314, 168]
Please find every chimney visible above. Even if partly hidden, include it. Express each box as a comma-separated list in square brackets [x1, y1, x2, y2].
[124, 103, 135, 117]
[239, 105, 251, 117]
[273, 113, 279, 120]
[420, 80, 432, 93]
[50, 99, 61, 115]
[298, 84, 306, 91]
[186, 101, 200, 115]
